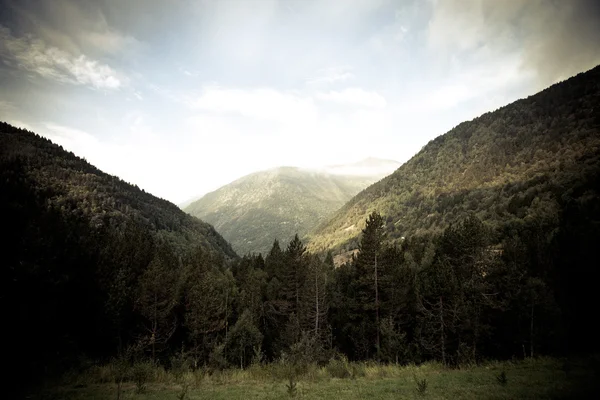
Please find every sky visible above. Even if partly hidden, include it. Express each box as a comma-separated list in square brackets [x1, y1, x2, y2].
[1, 0, 599, 204]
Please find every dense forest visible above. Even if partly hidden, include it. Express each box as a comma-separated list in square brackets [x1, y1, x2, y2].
[0, 122, 236, 393]
[190, 205, 599, 369]
[309, 65, 600, 254]
[2, 65, 600, 397]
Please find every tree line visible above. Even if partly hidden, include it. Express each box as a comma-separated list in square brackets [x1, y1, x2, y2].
[71, 210, 594, 370]
[2, 118, 597, 394]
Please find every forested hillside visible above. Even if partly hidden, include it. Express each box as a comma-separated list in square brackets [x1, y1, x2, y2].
[308, 65, 600, 254]
[0, 122, 236, 391]
[4, 64, 600, 397]
[0, 123, 236, 256]
[185, 165, 393, 255]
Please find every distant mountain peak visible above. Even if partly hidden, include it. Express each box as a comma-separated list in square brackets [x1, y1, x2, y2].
[184, 162, 394, 255]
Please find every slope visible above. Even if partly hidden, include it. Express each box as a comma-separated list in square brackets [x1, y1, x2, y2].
[185, 163, 397, 255]
[308, 65, 600, 253]
[0, 122, 236, 258]
[0, 122, 236, 391]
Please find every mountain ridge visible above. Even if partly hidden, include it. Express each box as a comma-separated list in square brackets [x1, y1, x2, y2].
[185, 160, 398, 255]
[0, 122, 237, 258]
[308, 64, 600, 254]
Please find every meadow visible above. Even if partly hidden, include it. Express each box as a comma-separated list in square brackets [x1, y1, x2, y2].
[36, 357, 598, 400]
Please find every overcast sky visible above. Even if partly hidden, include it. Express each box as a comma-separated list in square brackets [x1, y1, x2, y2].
[1, 0, 599, 204]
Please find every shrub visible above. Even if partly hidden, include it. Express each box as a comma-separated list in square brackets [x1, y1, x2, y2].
[326, 356, 352, 379]
[171, 350, 192, 381]
[209, 344, 228, 371]
[286, 376, 297, 397]
[176, 375, 194, 400]
[350, 363, 366, 379]
[132, 361, 154, 393]
[414, 376, 428, 396]
[112, 356, 129, 400]
[496, 370, 508, 386]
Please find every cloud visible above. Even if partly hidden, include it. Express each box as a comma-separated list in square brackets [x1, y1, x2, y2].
[42, 122, 102, 156]
[427, 0, 600, 87]
[179, 66, 201, 78]
[191, 86, 318, 124]
[0, 25, 122, 89]
[316, 88, 387, 109]
[4, 0, 599, 207]
[81, 29, 139, 56]
[39, 119, 179, 201]
[0, 100, 17, 115]
[368, 4, 415, 55]
[520, 0, 600, 85]
[189, 0, 278, 66]
[306, 66, 355, 86]
[8, 120, 33, 131]
[2, 0, 141, 57]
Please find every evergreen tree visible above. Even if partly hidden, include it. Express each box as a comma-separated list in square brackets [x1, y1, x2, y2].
[324, 251, 334, 267]
[281, 235, 308, 327]
[265, 239, 285, 278]
[135, 247, 179, 362]
[300, 255, 329, 341]
[418, 216, 499, 364]
[225, 309, 263, 368]
[184, 250, 236, 363]
[262, 240, 289, 359]
[353, 211, 387, 360]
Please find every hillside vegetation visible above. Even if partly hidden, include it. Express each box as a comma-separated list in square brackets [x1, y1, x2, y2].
[0, 122, 236, 257]
[185, 165, 394, 255]
[0, 122, 236, 393]
[45, 357, 598, 400]
[308, 65, 600, 253]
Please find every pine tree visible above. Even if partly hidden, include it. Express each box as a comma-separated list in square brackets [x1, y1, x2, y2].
[265, 239, 285, 279]
[324, 251, 334, 267]
[184, 250, 236, 363]
[300, 255, 329, 340]
[418, 215, 498, 365]
[262, 240, 289, 359]
[353, 211, 387, 361]
[136, 247, 179, 362]
[282, 235, 308, 325]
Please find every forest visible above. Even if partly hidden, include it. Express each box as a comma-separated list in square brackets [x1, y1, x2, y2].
[2, 147, 598, 395]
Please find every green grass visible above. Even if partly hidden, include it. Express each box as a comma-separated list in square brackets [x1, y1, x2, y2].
[34, 357, 598, 400]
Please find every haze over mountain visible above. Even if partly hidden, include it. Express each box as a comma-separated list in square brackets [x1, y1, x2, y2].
[320, 157, 401, 177]
[185, 158, 399, 255]
[308, 65, 600, 255]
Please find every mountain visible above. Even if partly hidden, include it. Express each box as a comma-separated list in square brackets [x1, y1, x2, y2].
[308, 65, 600, 254]
[0, 122, 236, 258]
[185, 160, 398, 255]
[0, 122, 236, 389]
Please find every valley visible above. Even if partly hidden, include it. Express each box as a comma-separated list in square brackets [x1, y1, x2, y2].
[184, 160, 399, 255]
[2, 1, 600, 397]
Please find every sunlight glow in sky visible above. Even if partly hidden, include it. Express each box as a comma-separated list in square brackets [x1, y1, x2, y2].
[1, 0, 599, 204]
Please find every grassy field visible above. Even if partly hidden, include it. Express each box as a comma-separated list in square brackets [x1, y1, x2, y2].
[35, 357, 598, 400]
